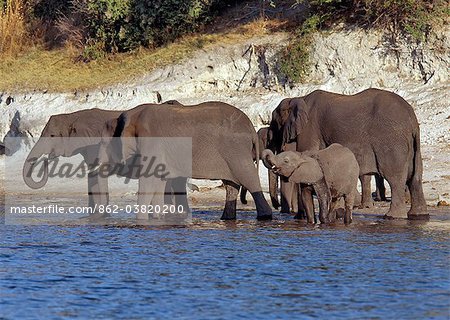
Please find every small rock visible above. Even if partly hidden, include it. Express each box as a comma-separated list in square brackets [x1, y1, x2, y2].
[437, 200, 449, 207]
[6, 96, 14, 105]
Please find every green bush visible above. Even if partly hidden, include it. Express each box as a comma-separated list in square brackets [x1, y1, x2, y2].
[85, 0, 131, 53]
[124, 0, 224, 50]
[28, 0, 233, 57]
[82, 0, 234, 55]
[360, 0, 440, 42]
[277, 12, 325, 84]
[300, 0, 447, 41]
[278, 36, 312, 83]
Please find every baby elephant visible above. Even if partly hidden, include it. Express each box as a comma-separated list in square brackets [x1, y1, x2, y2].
[262, 143, 359, 224]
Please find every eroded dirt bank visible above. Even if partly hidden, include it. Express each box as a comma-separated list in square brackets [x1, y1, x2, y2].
[1, 27, 449, 208]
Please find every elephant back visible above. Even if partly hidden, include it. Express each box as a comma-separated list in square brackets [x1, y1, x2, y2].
[315, 143, 359, 194]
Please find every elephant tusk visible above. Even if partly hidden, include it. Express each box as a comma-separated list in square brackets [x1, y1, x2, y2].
[271, 165, 276, 169]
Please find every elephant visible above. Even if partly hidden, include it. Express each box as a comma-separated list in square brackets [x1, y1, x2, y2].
[268, 95, 386, 209]
[262, 143, 359, 224]
[275, 88, 427, 220]
[240, 126, 298, 212]
[22, 103, 193, 219]
[101, 101, 273, 221]
[22, 108, 124, 213]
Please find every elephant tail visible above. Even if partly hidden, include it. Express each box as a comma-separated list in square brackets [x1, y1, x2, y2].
[240, 187, 248, 204]
[113, 113, 129, 137]
[410, 130, 423, 182]
[252, 129, 259, 172]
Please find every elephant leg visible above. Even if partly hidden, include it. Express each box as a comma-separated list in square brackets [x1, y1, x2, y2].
[280, 179, 294, 213]
[290, 182, 299, 213]
[317, 197, 329, 224]
[300, 186, 315, 224]
[151, 178, 169, 219]
[229, 161, 272, 220]
[328, 199, 339, 222]
[170, 177, 190, 214]
[313, 179, 330, 224]
[384, 174, 408, 219]
[352, 189, 361, 208]
[344, 191, 355, 224]
[164, 179, 174, 205]
[359, 175, 374, 208]
[293, 185, 306, 220]
[374, 174, 387, 201]
[87, 171, 109, 217]
[268, 170, 280, 209]
[137, 176, 164, 220]
[406, 175, 428, 220]
[221, 180, 239, 220]
[251, 191, 273, 220]
[240, 187, 248, 205]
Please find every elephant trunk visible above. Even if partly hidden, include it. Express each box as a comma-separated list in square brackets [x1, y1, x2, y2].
[262, 149, 278, 170]
[22, 141, 49, 189]
[282, 119, 296, 147]
[268, 170, 280, 209]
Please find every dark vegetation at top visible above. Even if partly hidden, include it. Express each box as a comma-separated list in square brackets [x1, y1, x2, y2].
[2, 0, 238, 60]
[0, 0, 447, 89]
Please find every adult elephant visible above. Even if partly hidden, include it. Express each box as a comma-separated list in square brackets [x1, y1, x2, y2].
[240, 126, 298, 212]
[104, 101, 272, 221]
[22, 102, 190, 218]
[269, 96, 387, 209]
[278, 88, 427, 220]
[22, 108, 124, 211]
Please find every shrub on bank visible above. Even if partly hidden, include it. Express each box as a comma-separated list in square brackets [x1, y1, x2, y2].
[1, 0, 233, 59]
[278, 0, 449, 83]
[29, 0, 230, 60]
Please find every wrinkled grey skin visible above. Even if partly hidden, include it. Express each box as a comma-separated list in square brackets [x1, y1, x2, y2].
[22, 103, 193, 219]
[240, 127, 298, 211]
[268, 96, 385, 212]
[22, 108, 123, 215]
[278, 88, 427, 220]
[105, 101, 272, 221]
[262, 144, 359, 224]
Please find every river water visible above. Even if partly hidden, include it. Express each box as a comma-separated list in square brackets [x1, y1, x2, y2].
[1, 211, 449, 319]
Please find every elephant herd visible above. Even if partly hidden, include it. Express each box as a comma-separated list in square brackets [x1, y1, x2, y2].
[22, 88, 429, 224]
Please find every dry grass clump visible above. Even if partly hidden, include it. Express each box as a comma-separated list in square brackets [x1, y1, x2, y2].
[0, 0, 27, 56]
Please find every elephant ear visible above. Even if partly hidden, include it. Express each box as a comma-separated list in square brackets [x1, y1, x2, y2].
[102, 118, 118, 137]
[42, 114, 69, 137]
[270, 99, 288, 131]
[289, 156, 323, 184]
[282, 98, 309, 146]
[310, 153, 333, 191]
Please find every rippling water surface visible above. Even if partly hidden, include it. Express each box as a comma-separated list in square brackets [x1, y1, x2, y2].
[1, 211, 449, 319]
